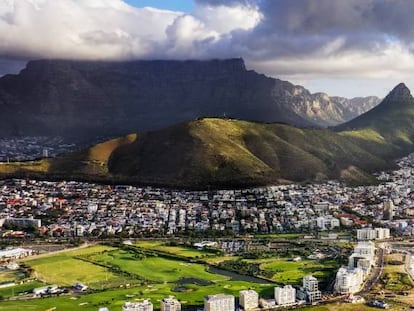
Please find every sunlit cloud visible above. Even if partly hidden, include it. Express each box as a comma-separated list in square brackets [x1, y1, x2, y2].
[1, 0, 414, 96]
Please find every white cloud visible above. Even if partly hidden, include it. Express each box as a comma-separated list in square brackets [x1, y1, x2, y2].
[193, 3, 262, 34]
[0, 0, 180, 60]
[0, 0, 261, 61]
[1, 0, 414, 97]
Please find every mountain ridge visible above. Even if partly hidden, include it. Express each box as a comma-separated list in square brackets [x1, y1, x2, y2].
[0, 58, 379, 139]
[0, 81, 411, 188]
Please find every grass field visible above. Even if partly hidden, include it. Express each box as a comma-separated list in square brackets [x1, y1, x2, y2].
[0, 279, 274, 311]
[375, 254, 414, 292]
[135, 241, 208, 258]
[236, 257, 340, 285]
[0, 280, 45, 299]
[0, 243, 275, 311]
[90, 250, 227, 282]
[205, 256, 240, 265]
[383, 272, 413, 292]
[23, 245, 123, 289]
[25, 255, 121, 288]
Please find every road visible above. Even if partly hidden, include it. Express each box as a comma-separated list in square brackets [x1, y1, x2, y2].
[17, 241, 94, 262]
[360, 246, 385, 293]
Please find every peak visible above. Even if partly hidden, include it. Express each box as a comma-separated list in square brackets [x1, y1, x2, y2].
[386, 83, 412, 101]
[392, 82, 410, 92]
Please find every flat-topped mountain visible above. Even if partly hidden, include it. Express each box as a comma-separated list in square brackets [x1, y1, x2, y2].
[0, 58, 378, 138]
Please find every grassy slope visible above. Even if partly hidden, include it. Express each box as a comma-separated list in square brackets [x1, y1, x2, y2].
[0, 134, 137, 180]
[103, 118, 390, 186]
[0, 117, 399, 187]
[3, 84, 414, 189]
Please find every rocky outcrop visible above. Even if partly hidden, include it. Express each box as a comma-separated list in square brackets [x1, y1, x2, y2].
[287, 88, 380, 126]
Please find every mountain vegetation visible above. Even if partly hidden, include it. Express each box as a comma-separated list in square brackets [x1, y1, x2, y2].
[0, 83, 409, 187]
[0, 76, 411, 188]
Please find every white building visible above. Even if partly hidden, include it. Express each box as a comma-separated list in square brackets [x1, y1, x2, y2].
[239, 290, 259, 310]
[274, 285, 296, 306]
[334, 267, 364, 294]
[334, 240, 376, 294]
[376, 228, 391, 240]
[161, 297, 181, 311]
[123, 300, 153, 311]
[302, 276, 322, 303]
[204, 294, 235, 311]
[316, 216, 340, 231]
[357, 228, 390, 240]
[353, 241, 375, 262]
[33, 285, 60, 296]
[0, 217, 41, 229]
[356, 228, 377, 241]
[0, 248, 33, 261]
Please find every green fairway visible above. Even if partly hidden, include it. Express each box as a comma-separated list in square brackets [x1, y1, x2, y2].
[90, 250, 227, 282]
[63, 245, 117, 256]
[261, 258, 338, 284]
[239, 257, 340, 285]
[0, 280, 274, 311]
[135, 241, 208, 258]
[2, 244, 275, 310]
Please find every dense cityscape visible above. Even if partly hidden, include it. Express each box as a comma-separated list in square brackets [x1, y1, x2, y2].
[1, 154, 414, 240]
[0, 153, 413, 310]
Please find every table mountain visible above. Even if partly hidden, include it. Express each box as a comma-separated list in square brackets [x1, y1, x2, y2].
[0, 59, 378, 138]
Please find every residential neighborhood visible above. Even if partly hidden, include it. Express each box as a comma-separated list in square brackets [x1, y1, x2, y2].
[0, 153, 414, 240]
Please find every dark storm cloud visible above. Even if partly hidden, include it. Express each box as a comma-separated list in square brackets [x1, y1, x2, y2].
[195, 0, 414, 60]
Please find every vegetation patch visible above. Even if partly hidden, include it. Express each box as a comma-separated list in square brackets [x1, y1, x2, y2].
[218, 257, 339, 286]
[24, 245, 124, 289]
[134, 241, 211, 258]
[88, 250, 227, 283]
[381, 272, 413, 292]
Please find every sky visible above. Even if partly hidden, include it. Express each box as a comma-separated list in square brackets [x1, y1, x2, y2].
[1, 0, 414, 98]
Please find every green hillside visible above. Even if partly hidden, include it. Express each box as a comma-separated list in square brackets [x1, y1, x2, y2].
[336, 83, 414, 156]
[0, 83, 413, 188]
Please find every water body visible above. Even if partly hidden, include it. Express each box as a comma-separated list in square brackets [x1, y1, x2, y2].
[177, 278, 211, 286]
[208, 266, 274, 284]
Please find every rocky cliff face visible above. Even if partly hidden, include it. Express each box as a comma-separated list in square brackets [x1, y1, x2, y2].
[287, 87, 380, 126]
[0, 58, 379, 138]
